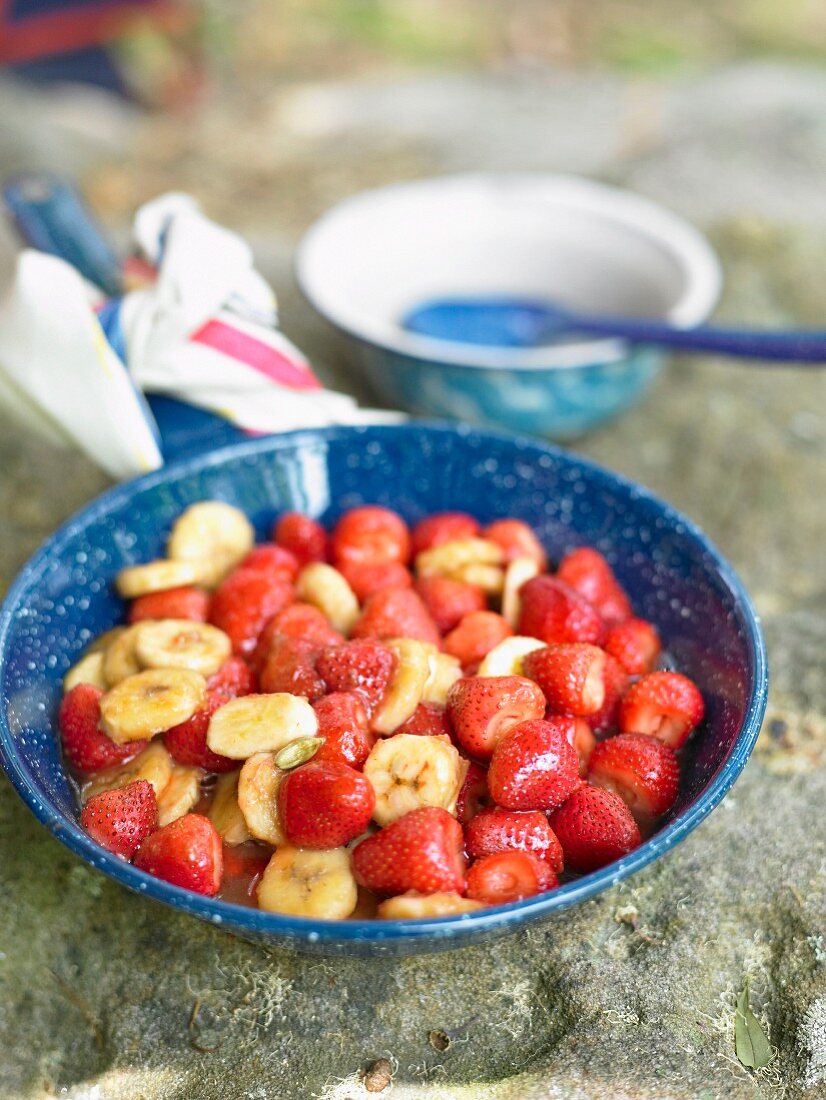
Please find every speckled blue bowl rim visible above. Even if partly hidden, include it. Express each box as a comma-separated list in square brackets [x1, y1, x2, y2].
[0, 423, 768, 948]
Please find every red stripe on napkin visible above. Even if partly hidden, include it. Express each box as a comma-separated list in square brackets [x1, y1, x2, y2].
[192, 319, 322, 391]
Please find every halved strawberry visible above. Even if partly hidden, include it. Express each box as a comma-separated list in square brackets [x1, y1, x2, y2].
[605, 618, 661, 676]
[465, 807, 563, 873]
[164, 693, 237, 773]
[339, 560, 412, 602]
[415, 575, 487, 634]
[487, 718, 581, 811]
[60, 684, 148, 772]
[273, 511, 329, 565]
[351, 588, 441, 647]
[444, 611, 513, 669]
[209, 569, 294, 657]
[549, 785, 641, 871]
[396, 702, 452, 739]
[128, 585, 210, 624]
[251, 603, 343, 672]
[466, 851, 556, 905]
[239, 543, 300, 581]
[588, 733, 679, 820]
[568, 718, 597, 776]
[316, 639, 396, 716]
[313, 692, 375, 769]
[207, 657, 256, 698]
[279, 760, 375, 848]
[518, 576, 606, 646]
[557, 547, 631, 626]
[588, 653, 628, 735]
[618, 671, 704, 749]
[352, 806, 466, 896]
[331, 505, 411, 567]
[259, 636, 325, 701]
[522, 644, 606, 717]
[411, 512, 480, 555]
[134, 813, 223, 896]
[80, 779, 157, 859]
[455, 760, 489, 824]
[447, 675, 546, 761]
[483, 519, 548, 569]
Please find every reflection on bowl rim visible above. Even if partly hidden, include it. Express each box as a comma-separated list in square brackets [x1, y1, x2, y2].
[295, 173, 723, 372]
[0, 424, 767, 950]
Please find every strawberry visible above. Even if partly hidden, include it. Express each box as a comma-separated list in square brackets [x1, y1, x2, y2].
[483, 519, 548, 569]
[588, 652, 628, 735]
[465, 807, 564, 873]
[522, 643, 606, 716]
[466, 850, 556, 904]
[351, 588, 441, 647]
[444, 611, 513, 669]
[239, 543, 300, 582]
[455, 760, 489, 824]
[415, 575, 487, 634]
[339, 560, 412, 602]
[316, 639, 396, 715]
[549, 785, 641, 871]
[518, 576, 606, 646]
[447, 675, 546, 760]
[207, 656, 256, 698]
[273, 511, 329, 565]
[134, 812, 223, 896]
[80, 779, 158, 859]
[396, 702, 452, 739]
[618, 671, 704, 749]
[331, 505, 411, 567]
[251, 603, 343, 672]
[352, 806, 466, 895]
[209, 569, 294, 657]
[588, 732, 680, 820]
[313, 692, 375, 769]
[128, 585, 209, 624]
[605, 618, 661, 676]
[487, 718, 581, 811]
[278, 760, 375, 848]
[59, 683, 148, 772]
[568, 718, 597, 776]
[259, 636, 325, 701]
[411, 512, 480, 555]
[557, 547, 631, 626]
[164, 693, 237, 772]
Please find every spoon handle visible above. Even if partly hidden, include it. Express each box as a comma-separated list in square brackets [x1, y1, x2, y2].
[571, 316, 826, 363]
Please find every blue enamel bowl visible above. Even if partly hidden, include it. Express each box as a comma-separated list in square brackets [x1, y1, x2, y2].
[0, 423, 766, 955]
[296, 175, 722, 438]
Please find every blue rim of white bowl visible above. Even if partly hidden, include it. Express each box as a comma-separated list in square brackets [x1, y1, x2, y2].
[0, 423, 767, 946]
[295, 173, 723, 371]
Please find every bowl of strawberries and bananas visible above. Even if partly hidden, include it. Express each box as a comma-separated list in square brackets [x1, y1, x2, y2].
[0, 423, 767, 954]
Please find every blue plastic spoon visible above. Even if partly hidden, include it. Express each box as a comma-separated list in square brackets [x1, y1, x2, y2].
[403, 296, 826, 362]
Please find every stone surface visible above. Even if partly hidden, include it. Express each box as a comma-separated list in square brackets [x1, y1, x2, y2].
[2, 61, 826, 1100]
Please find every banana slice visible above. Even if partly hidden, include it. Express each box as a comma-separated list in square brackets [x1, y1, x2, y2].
[134, 619, 231, 677]
[377, 892, 483, 919]
[63, 651, 107, 693]
[116, 559, 206, 598]
[84, 627, 126, 656]
[237, 752, 285, 845]
[209, 770, 250, 845]
[415, 537, 503, 579]
[452, 562, 505, 596]
[363, 733, 467, 826]
[99, 669, 207, 743]
[167, 501, 255, 587]
[372, 638, 431, 735]
[295, 563, 359, 635]
[257, 845, 357, 919]
[157, 764, 204, 827]
[477, 635, 546, 677]
[422, 651, 462, 706]
[102, 624, 144, 687]
[81, 740, 173, 803]
[207, 693, 318, 760]
[501, 557, 541, 627]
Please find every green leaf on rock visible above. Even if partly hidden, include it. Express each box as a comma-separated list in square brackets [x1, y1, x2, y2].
[735, 979, 774, 1070]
